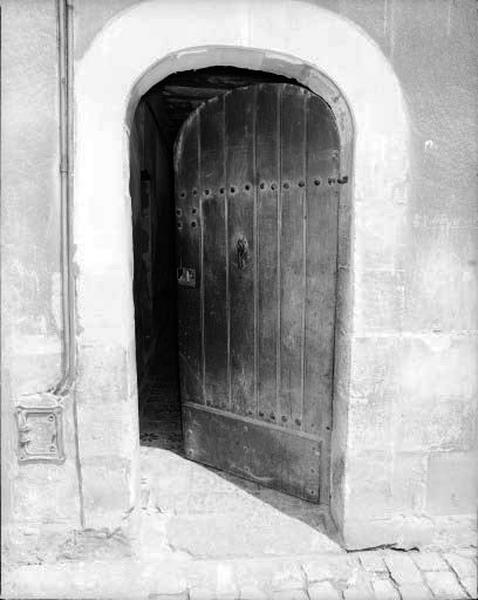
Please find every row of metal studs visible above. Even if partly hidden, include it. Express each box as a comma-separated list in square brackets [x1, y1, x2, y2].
[177, 176, 347, 199]
[202, 398, 303, 426]
[176, 219, 196, 230]
[175, 174, 348, 226]
[176, 207, 198, 215]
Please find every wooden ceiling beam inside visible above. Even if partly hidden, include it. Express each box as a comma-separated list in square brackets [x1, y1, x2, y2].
[144, 66, 298, 145]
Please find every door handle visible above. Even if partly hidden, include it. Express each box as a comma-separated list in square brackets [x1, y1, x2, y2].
[236, 236, 249, 270]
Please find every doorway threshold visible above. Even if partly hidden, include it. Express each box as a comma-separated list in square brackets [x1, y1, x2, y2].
[139, 377, 341, 561]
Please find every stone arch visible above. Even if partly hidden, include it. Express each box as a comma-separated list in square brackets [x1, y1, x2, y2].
[73, 0, 409, 546]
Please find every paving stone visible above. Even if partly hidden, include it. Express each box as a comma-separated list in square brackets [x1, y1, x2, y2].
[455, 548, 477, 561]
[142, 563, 188, 595]
[270, 563, 305, 590]
[358, 551, 388, 574]
[239, 584, 269, 600]
[302, 559, 333, 582]
[342, 573, 374, 600]
[303, 555, 357, 586]
[444, 552, 477, 581]
[371, 577, 401, 600]
[308, 580, 341, 600]
[187, 562, 239, 600]
[148, 594, 189, 600]
[232, 558, 308, 598]
[411, 551, 448, 572]
[423, 570, 468, 600]
[189, 589, 213, 600]
[461, 577, 478, 599]
[271, 590, 308, 600]
[189, 589, 237, 600]
[384, 551, 422, 584]
[399, 583, 434, 600]
[343, 583, 374, 600]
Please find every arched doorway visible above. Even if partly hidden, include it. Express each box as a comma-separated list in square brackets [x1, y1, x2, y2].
[132, 74, 342, 510]
[74, 1, 409, 548]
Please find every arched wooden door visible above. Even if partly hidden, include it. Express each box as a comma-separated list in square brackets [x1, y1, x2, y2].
[174, 83, 340, 502]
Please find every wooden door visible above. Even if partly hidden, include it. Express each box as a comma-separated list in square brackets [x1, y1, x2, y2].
[174, 83, 340, 502]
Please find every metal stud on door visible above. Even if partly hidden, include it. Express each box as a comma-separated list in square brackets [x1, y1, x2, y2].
[174, 83, 340, 502]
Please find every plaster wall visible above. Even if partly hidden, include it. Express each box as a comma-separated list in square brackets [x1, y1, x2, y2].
[1, 0, 82, 560]
[1, 0, 477, 554]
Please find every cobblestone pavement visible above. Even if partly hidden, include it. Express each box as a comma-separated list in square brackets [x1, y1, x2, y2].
[137, 379, 478, 600]
[134, 447, 477, 600]
[5, 545, 477, 599]
[4, 380, 476, 599]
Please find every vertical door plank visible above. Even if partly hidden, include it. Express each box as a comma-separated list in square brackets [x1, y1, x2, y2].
[175, 114, 202, 402]
[305, 96, 340, 503]
[279, 86, 307, 430]
[303, 96, 340, 435]
[226, 88, 256, 416]
[201, 97, 229, 409]
[256, 84, 280, 423]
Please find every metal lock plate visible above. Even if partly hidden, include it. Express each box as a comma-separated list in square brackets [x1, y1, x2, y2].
[177, 266, 197, 288]
[16, 406, 65, 463]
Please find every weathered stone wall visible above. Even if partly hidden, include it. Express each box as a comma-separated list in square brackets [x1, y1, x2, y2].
[331, 0, 478, 548]
[1, 0, 477, 554]
[1, 0, 82, 561]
